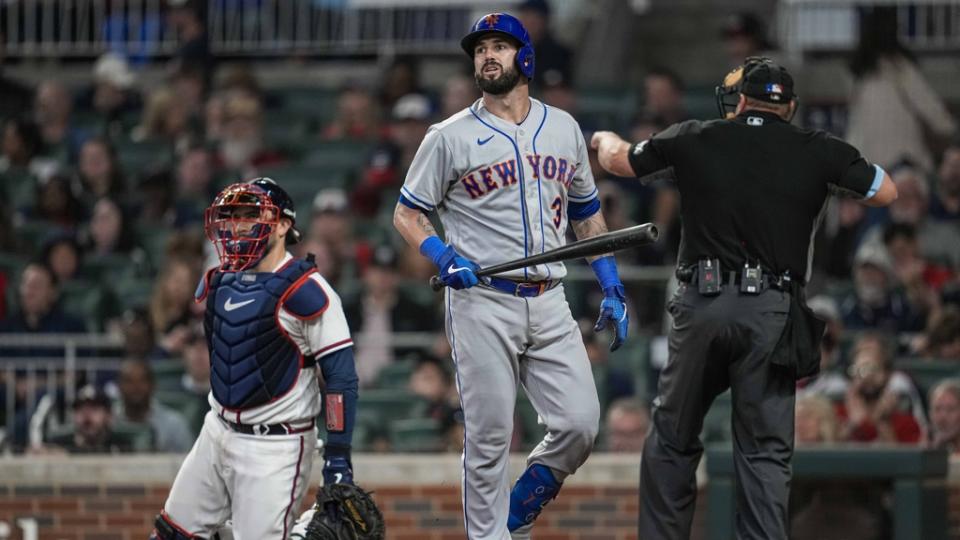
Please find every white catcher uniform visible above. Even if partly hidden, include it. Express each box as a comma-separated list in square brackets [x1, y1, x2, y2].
[400, 98, 602, 539]
[157, 253, 352, 539]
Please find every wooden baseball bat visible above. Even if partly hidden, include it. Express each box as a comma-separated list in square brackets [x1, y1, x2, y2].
[429, 223, 659, 291]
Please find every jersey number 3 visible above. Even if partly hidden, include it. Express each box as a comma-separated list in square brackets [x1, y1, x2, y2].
[551, 196, 563, 228]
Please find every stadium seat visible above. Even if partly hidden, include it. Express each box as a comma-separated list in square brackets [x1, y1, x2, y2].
[516, 390, 544, 448]
[59, 280, 114, 332]
[389, 417, 442, 452]
[300, 140, 374, 171]
[109, 276, 154, 312]
[702, 390, 733, 443]
[114, 139, 174, 173]
[374, 359, 416, 389]
[152, 360, 186, 390]
[895, 358, 960, 401]
[356, 388, 429, 431]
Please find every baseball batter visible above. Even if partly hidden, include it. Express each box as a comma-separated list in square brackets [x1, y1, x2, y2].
[393, 12, 629, 540]
[150, 178, 359, 539]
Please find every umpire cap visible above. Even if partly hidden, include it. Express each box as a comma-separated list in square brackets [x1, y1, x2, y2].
[740, 60, 795, 103]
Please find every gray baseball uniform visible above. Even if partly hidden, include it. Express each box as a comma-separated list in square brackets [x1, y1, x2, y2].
[401, 97, 601, 540]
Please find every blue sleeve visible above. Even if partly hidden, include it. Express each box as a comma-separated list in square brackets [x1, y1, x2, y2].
[567, 197, 601, 221]
[319, 346, 358, 449]
[398, 193, 430, 212]
[865, 165, 886, 200]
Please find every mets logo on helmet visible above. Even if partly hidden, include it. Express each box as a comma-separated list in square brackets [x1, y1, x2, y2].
[484, 13, 500, 27]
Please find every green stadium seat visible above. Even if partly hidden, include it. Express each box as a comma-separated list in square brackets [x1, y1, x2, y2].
[0, 253, 26, 280]
[78, 253, 139, 283]
[375, 359, 416, 389]
[153, 360, 186, 388]
[578, 87, 638, 129]
[136, 227, 171, 269]
[300, 140, 374, 171]
[702, 390, 732, 444]
[389, 417, 442, 452]
[59, 280, 114, 332]
[516, 391, 544, 448]
[356, 389, 429, 434]
[114, 139, 174, 174]
[110, 275, 154, 312]
[895, 358, 960, 400]
[18, 220, 62, 251]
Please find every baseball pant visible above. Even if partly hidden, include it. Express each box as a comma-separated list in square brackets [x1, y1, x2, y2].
[640, 283, 794, 540]
[446, 283, 600, 540]
[163, 411, 316, 539]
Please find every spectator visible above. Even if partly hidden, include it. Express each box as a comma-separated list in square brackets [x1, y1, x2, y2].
[322, 84, 381, 141]
[921, 306, 960, 359]
[40, 234, 83, 284]
[34, 80, 86, 163]
[580, 318, 634, 405]
[441, 72, 480, 118]
[45, 385, 132, 454]
[150, 258, 200, 356]
[604, 397, 650, 452]
[642, 68, 689, 127]
[845, 7, 956, 172]
[813, 197, 871, 281]
[345, 245, 438, 386]
[22, 173, 85, 229]
[379, 56, 425, 112]
[306, 188, 372, 287]
[839, 335, 925, 444]
[795, 395, 840, 446]
[77, 137, 126, 203]
[931, 138, 960, 220]
[172, 144, 217, 226]
[170, 66, 208, 123]
[866, 164, 960, 270]
[629, 111, 667, 143]
[516, 0, 573, 87]
[120, 308, 162, 361]
[0, 117, 57, 180]
[134, 167, 177, 228]
[929, 379, 960, 453]
[350, 94, 432, 217]
[80, 197, 142, 259]
[0, 262, 84, 335]
[131, 86, 190, 147]
[165, 0, 213, 77]
[115, 359, 194, 452]
[217, 91, 284, 177]
[840, 242, 925, 333]
[170, 326, 211, 435]
[797, 296, 849, 402]
[720, 13, 775, 68]
[0, 47, 33, 122]
[883, 222, 953, 295]
[439, 406, 466, 454]
[408, 354, 457, 421]
[88, 53, 140, 139]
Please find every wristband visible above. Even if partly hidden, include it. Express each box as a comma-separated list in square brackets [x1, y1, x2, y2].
[590, 256, 622, 291]
[324, 442, 352, 459]
[419, 236, 446, 267]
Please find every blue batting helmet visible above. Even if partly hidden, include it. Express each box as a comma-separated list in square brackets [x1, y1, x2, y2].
[461, 12, 535, 80]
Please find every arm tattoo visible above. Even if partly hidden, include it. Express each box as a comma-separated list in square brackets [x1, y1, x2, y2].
[571, 211, 611, 261]
[416, 212, 437, 237]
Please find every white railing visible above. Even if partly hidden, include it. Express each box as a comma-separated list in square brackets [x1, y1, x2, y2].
[0, 0, 502, 58]
[779, 0, 960, 53]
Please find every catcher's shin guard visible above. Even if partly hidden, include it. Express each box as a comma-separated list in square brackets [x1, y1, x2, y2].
[150, 512, 205, 540]
[508, 464, 561, 532]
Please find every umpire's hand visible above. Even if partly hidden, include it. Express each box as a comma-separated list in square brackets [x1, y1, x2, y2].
[594, 285, 628, 351]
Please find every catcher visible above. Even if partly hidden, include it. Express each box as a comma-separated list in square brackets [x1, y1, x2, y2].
[149, 178, 383, 539]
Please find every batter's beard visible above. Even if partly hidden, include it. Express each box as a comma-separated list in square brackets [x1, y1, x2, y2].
[476, 64, 521, 95]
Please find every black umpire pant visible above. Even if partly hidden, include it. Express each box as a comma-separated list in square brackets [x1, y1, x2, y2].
[640, 281, 795, 540]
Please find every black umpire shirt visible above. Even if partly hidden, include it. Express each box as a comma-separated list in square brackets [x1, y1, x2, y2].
[627, 110, 883, 283]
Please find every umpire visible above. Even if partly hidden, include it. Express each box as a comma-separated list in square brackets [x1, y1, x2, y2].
[591, 58, 897, 540]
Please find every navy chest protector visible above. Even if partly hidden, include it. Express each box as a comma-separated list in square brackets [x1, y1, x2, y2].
[197, 258, 327, 410]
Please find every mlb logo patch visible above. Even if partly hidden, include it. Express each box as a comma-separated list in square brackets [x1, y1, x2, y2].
[766, 83, 783, 94]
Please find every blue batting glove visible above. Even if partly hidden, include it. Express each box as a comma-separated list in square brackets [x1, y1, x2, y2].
[594, 285, 628, 351]
[421, 237, 480, 290]
[322, 456, 353, 485]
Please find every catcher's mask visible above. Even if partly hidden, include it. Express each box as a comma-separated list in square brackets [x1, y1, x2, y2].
[714, 56, 797, 121]
[204, 178, 300, 271]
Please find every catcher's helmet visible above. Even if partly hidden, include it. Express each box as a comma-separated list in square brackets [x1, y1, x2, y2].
[461, 12, 535, 80]
[204, 177, 301, 271]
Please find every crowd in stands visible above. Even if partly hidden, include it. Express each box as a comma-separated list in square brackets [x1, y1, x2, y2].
[0, 1, 958, 467]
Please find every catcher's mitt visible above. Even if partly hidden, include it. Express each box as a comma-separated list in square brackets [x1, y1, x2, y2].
[304, 483, 385, 540]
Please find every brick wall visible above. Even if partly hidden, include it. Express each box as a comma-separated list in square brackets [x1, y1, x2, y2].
[0, 454, 954, 540]
[0, 484, 652, 540]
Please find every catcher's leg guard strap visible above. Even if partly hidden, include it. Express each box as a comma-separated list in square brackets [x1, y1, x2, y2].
[507, 464, 561, 532]
[151, 512, 206, 540]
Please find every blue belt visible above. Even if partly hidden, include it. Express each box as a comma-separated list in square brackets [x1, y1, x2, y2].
[486, 277, 559, 297]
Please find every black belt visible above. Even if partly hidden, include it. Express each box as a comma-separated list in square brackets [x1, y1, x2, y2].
[218, 415, 314, 436]
[676, 266, 793, 292]
[486, 277, 560, 297]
